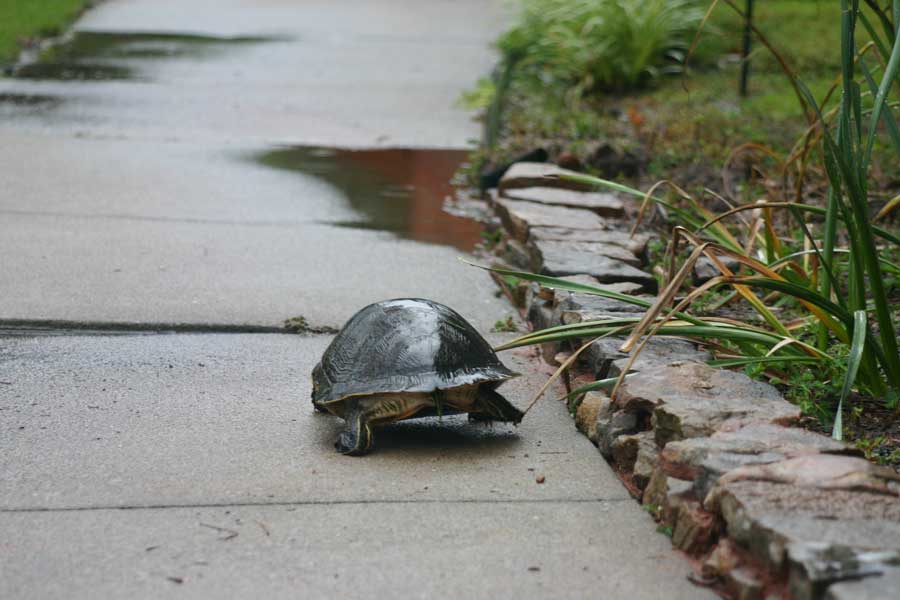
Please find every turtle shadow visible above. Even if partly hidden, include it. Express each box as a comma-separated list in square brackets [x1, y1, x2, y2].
[314, 413, 522, 456]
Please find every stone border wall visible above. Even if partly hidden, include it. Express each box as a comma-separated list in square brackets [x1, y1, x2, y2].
[485, 163, 900, 600]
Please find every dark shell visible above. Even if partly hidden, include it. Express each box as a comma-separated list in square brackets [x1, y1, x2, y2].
[312, 298, 518, 405]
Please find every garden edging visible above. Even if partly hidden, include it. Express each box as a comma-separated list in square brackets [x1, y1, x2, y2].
[482, 162, 900, 600]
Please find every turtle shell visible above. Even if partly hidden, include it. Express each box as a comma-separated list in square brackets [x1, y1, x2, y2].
[311, 298, 518, 405]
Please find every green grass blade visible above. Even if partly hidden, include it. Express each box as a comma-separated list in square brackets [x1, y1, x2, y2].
[501, 320, 819, 356]
[859, 55, 900, 154]
[462, 260, 652, 307]
[708, 356, 822, 368]
[819, 185, 840, 350]
[729, 276, 851, 341]
[833, 310, 868, 440]
[768, 248, 900, 273]
[863, 15, 900, 169]
[858, 10, 891, 60]
[495, 321, 641, 351]
[561, 377, 621, 403]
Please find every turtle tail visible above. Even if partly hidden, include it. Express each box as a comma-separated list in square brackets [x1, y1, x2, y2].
[472, 387, 524, 424]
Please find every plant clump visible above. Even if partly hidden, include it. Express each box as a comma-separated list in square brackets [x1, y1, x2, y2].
[498, 0, 706, 95]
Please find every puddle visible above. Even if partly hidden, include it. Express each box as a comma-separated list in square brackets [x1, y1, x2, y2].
[0, 93, 63, 113]
[13, 31, 281, 81]
[255, 147, 485, 251]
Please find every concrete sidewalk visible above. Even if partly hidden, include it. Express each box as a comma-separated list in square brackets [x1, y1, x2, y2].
[0, 1, 712, 597]
[1, 334, 706, 599]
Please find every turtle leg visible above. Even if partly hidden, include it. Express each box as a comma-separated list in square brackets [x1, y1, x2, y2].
[334, 401, 375, 456]
[469, 387, 524, 424]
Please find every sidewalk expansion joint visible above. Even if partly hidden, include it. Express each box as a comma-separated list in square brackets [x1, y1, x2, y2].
[0, 319, 336, 337]
[1, 497, 633, 513]
[0, 208, 322, 229]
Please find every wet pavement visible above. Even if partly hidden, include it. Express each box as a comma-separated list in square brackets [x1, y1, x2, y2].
[0, 1, 712, 598]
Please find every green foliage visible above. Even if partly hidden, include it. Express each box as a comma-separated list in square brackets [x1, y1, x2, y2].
[764, 346, 849, 423]
[0, 0, 91, 63]
[459, 76, 497, 111]
[499, 0, 706, 94]
[855, 435, 900, 465]
[480, 228, 504, 249]
[466, 1, 890, 194]
[492, 316, 519, 333]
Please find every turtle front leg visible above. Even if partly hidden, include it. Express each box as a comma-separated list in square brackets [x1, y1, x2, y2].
[469, 387, 524, 424]
[335, 402, 375, 456]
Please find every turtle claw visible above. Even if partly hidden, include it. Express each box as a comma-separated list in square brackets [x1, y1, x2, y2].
[335, 432, 362, 455]
[334, 409, 374, 456]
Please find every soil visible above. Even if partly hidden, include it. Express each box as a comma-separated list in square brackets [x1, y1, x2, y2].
[799, 394, 900, 470]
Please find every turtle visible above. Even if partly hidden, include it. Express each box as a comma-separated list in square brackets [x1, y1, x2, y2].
[311, 298, 523, 455]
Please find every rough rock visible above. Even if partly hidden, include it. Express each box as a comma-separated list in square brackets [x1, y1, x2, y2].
[660, 424, 853, 498]
[597, 410, 640, 458]
[555, 151, 583, 171]
[526, 301, 562, 365]
[530, 226, 650, 258]
[588, 142, 646, 178]
[642, 467, 694, 523]
[693, 255, 742, 285]
[503, 186, 625, 217]
[492, 196, 611, 243]
[533, 275, 641, 307]
[530, 238, 643, 270]
[825, 567, 900, 600]
[693, 452, 791, 500]
[532, 241, 657, 290]
[478, 148, 548, 190]
[498, 238, 531, 270]
[661, 425, 851, 481]
[611, 431, 655, 472]
[585, 336, 710, 379]
[716, 455, 900, 496]
[633, 438, 660, 491]
[642, 467, 670, 509]
[558, 291, 649, 315]
[557, 294, 648, 326]
[706, 479, 900, 572]
[498, 162, 594, 193]
[527, 300, 555, 330]
[702, 539, 745, 579]
[585, 281, 645, 296]
[724, 568, 765, 600]
[542, 274, 601, 298]
[613, 362, 800, 446]
[672, 498, 719, 555]
[574, 391, 608, 443]
[788, 543, 900, 600]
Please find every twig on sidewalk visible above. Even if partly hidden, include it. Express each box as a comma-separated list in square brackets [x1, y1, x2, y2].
[199, 522, 238, 541]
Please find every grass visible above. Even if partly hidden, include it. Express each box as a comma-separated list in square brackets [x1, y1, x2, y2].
[0, 0, 93, 64]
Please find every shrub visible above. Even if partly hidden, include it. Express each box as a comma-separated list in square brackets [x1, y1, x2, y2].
[499, 0, 706, 94]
